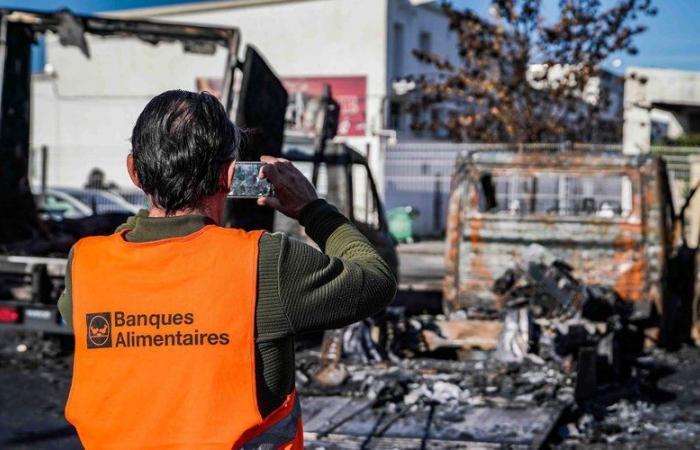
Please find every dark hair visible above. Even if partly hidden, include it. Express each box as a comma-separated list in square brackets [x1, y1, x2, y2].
[130, 90, 242, 213]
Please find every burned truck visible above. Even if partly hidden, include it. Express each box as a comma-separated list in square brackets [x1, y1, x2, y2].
[0, 10, 244, 332]
[444, 149, 698, 345]
[0, 8, 396, 334]
[279, 135, 398, 273]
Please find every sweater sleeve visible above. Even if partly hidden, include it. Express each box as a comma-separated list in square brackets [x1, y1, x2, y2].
[57, 247, 75, 331]
[271, 199, 397, 335]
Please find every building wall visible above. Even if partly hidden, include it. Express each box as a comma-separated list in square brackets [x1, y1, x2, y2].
[623, 67, 700, 153]
[147, 0, 392, 195]
[149, 0, 389, 133]
[32, 35, 229, 188]
[386, 0, 459, 140]
[388, 0, 458, 82]
[30, 0, 459, 199]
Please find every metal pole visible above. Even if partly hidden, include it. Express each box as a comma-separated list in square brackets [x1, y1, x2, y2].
[433, 172, 442, 233]
[311, 85, 331, 187]
[220, 30, 240, 117]
[40, 145, 48, 207]
[0, 17, 8, 129]
[365, 142, 371, 223]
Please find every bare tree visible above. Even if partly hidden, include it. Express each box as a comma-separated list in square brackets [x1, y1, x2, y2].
[410, 0, 656, 143]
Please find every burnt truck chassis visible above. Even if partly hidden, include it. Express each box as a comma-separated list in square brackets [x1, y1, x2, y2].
[443, 149, 698, 347]
[0, 8, 242, 244]
[0, 256, 68, 334]
[0, 9, 244, 333]
[0, 9, 400, 336]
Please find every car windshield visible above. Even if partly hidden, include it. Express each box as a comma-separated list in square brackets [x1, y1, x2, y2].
[55, 189, 136, 214]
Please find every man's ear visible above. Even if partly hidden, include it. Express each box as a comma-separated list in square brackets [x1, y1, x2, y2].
[224, 160, 236, 192]
[126, 154, 141, 189]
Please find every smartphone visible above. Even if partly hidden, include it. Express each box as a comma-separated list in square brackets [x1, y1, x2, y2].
[228, 161, 276, 199]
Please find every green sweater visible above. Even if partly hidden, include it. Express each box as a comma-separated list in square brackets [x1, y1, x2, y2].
[58, 199, 397, 417]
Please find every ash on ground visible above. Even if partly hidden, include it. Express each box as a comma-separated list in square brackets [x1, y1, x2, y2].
[0, 332, 79, 449]
[294, 244, 700, 448]
[295, 332, 700, 448]
[1, 244, 699, 448]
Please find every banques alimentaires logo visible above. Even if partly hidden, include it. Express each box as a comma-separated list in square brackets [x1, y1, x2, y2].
[84, 311, 230, 349]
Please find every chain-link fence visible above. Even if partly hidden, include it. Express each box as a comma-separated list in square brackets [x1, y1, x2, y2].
[384, 142, 627, 238]
[384, 144, 462, 237]
[650, 146, 700, 183]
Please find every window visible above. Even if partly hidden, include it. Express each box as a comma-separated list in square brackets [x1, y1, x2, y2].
[389, 101, 403, 131]
[41, 194, 87, 219]
[393, 23, 404, 78]
[419, 31, 432, 54]
[429, 108, 441, 135]
[293, 161, 348, 215]
[490, 175, 535, 215]
[352, 164, 380, 230]
[31, 36, 46, 74]
[478, 172, 632, 218]
[689, 113, 700, 133]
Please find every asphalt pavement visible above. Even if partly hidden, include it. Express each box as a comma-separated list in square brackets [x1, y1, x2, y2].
[397, 240, 445, 289]
[0, 333, 80, 449]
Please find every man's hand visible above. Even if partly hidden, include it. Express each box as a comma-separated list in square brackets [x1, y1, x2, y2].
[257, 155, 319, 220]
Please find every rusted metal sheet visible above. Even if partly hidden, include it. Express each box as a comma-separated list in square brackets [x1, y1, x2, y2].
[423, 319, 502, 351]
[2, 9, 238, 49]
[444, 150, 673, 317]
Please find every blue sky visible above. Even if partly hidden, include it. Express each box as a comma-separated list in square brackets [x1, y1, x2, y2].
[456, 0, 700, 72]
[3, 0, 699, 72]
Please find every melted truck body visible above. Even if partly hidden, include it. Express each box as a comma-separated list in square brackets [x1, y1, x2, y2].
[444, 150, 675, 318]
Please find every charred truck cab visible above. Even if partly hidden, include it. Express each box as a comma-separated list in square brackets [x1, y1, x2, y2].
[444, 150, 685, 336]
[0, 9, 245, 334]
[0, 9, 397, 334]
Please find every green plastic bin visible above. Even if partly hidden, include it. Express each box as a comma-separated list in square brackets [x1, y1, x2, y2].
[387, 206, 416, 243]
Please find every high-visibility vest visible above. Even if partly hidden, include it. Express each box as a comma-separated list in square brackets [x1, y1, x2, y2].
[66, 225, 303, 449]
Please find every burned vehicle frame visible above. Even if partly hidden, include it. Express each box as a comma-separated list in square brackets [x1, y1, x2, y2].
[443, 150, 692, 338]
[279, 135, 399, 276]
[0, 8, 398, 334]
[0, 8, 241, 248]
[0, 9, 244, 333]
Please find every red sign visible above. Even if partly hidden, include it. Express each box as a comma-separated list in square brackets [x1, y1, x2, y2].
[283, 76, 367, 137]
[196, 75, 367, 137]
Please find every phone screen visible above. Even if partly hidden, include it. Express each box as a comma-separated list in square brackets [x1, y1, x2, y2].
[228, 162, 276, 199]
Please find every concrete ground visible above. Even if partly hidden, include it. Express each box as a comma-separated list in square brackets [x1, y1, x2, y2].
[394, 240, 446, 314]
[397, 240, 445, 290]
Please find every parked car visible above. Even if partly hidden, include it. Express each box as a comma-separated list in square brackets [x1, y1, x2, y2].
[35, 187, 138, 219]
[117, 190, 148, 210]
[51, 188, 139, 215]
[34, 188, 93, 221]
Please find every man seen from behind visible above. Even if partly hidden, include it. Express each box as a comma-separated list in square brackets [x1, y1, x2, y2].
[58, 90, 397, 449]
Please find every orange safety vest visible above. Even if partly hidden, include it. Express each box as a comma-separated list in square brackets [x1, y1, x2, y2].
[66, 225, 303, 449]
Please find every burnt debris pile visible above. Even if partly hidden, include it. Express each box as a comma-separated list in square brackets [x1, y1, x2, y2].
[296, 350, 572, 447]
[492, 244, 644, 393]
[293, 244, 700, 447]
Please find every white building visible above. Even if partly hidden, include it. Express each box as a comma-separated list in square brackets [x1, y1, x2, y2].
[623, 67, 700, 153]
[31, 0, 460, 194]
